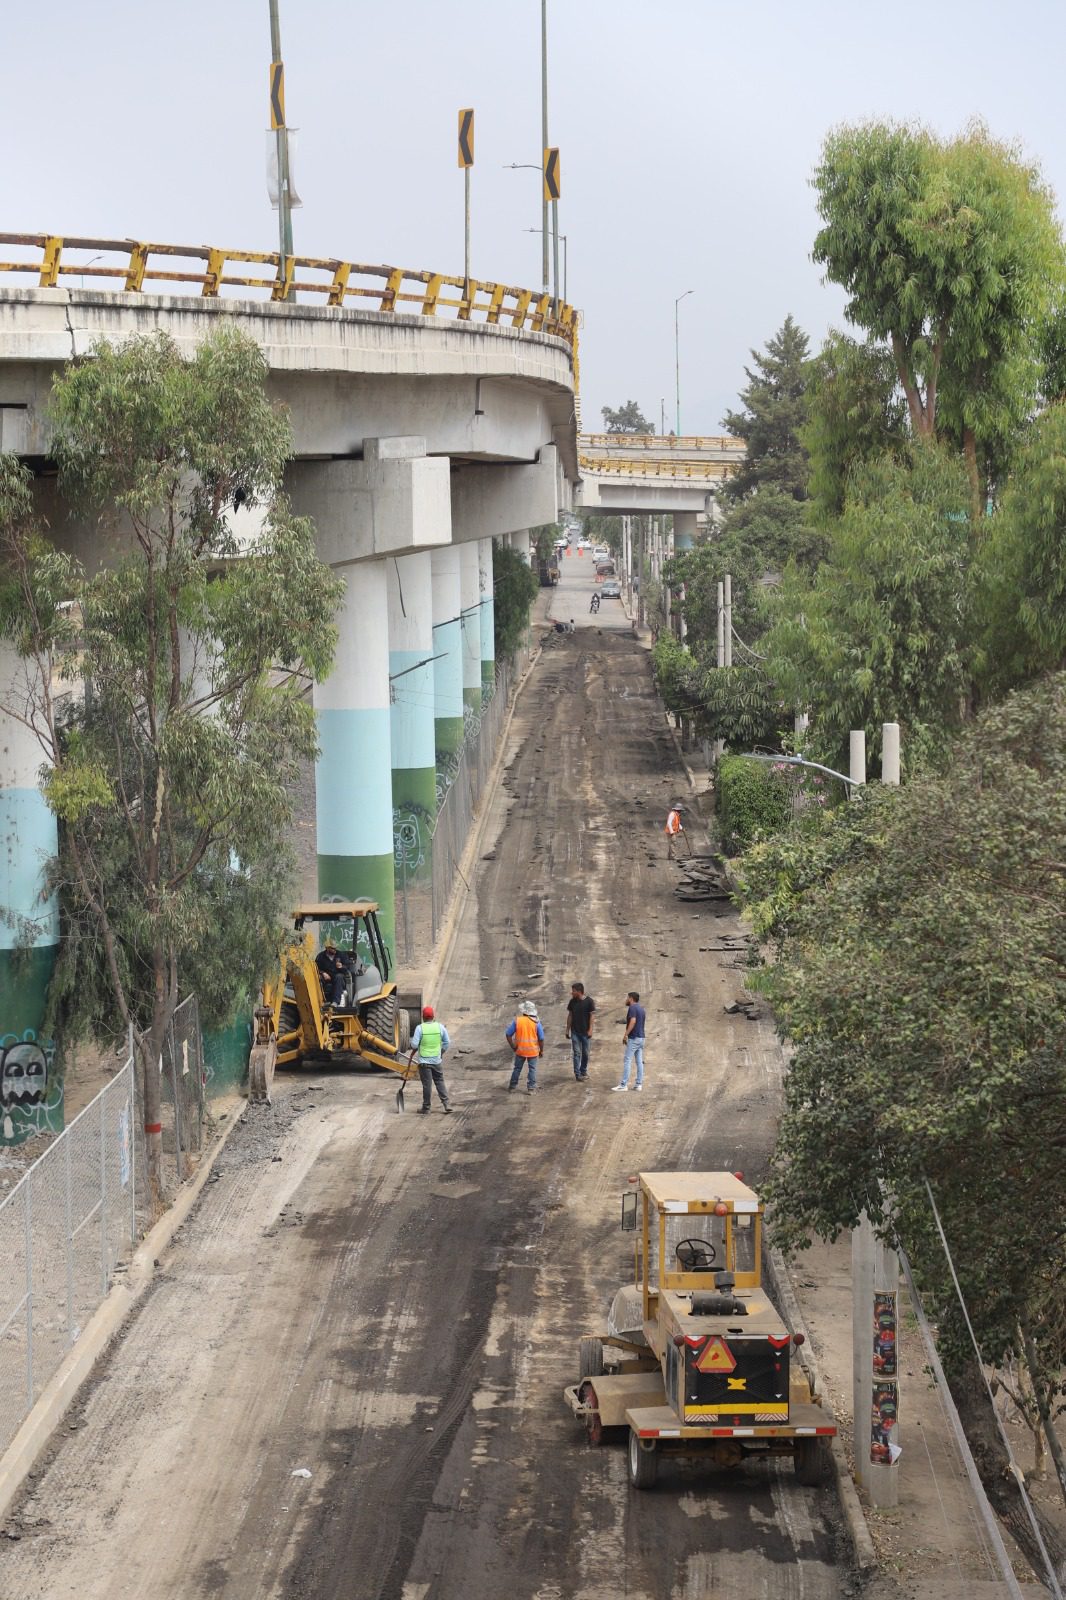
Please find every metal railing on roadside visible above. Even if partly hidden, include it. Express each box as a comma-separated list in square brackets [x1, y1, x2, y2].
[0, 232, 579, 349]
[579, 454, 736, 480]
[0, 1062, 136, 1456]
[580, 432, 745, 452]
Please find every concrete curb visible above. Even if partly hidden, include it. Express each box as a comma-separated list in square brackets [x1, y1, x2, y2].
[422, 632, 544, 1004]
[0, 1109, 243, 1526]
[764, 1239, 878, 1575]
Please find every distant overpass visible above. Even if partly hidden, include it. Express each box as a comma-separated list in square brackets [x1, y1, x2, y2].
[576, 432, 744, 517]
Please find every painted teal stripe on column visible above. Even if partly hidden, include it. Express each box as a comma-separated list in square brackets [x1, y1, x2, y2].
[0, 789, 59, 951]
[432, 619, 462, 724]
[315, 708, 394, 858]
[389, 649, 435, 773]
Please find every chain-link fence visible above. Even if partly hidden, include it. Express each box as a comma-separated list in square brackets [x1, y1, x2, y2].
[0, 1061, 136, 1456]
[159, 995, 204, 1186]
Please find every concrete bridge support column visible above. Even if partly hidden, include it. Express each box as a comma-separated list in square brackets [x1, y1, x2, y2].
[460, 542, 483, 719]
[314, 561, 397, 956]
[510, 529, 531, 564]
[478, 538, 496, 696]
[0, 642, 60, 1141]
[673, 510, 698, 552]
[387, 553, 437, 925]
[431, 546, 464, 771]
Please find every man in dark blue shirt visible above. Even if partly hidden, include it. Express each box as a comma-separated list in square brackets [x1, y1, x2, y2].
[612, 990, 646, 1092]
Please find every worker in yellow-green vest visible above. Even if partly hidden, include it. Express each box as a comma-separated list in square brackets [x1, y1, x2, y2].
[408, 1005, 452, 1115]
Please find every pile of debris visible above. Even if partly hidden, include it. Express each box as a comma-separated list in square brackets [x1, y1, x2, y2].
[674, 853, 733, 907]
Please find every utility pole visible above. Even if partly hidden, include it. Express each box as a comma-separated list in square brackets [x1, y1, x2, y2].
[268, 0, 294, 290]
[540, 0, 549, 294]
[852, 1213, 901, 1506]
[723, 572, 732, 667]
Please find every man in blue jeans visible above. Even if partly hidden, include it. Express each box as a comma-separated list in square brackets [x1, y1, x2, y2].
[612, 990, 646, 1092]
[565, 982, 596, 1081]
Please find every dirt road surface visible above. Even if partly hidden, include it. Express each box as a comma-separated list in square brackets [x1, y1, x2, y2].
[0, 563, 848, 1599]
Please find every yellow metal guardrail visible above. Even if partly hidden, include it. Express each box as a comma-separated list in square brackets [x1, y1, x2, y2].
[580, 432, 744, 452]
[579, 454, 735, 480]
[0, 232, 578, 350]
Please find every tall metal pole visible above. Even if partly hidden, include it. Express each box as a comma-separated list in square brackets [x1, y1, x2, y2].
[541, 0, 549, 293]
[675, 289, 693, 435]
[269, 0, 293, 283]
[551, 198, 560, 311]
[464, 166, 471, 307]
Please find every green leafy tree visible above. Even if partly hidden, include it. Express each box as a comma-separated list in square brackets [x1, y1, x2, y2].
[813, 121, 1064, 514]
[722, 315, 812, 503]
[975, 404, 1066, 697]
[741, 677, 1066, 1566]
[492, 539, 538, 660]
[601, 400, 652, 434]
[803, 332, 910, 521]
[763, 448, 975, 775]
[0, 330, 342, 1193]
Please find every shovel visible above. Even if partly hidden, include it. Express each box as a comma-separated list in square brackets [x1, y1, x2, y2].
[396, 1056, 417, 1113]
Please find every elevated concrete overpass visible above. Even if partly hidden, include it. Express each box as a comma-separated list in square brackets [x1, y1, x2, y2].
[575, 432, 743, 520]
[0, 233, 579, 1069]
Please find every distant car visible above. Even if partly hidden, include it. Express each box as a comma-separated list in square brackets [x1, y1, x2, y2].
[577, 538, 592, 551]
[592, 546, 609, 561]
[601, 579, 622, 597]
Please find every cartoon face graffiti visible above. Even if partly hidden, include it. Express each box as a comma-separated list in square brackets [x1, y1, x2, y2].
[0, 1040, 49, 1107]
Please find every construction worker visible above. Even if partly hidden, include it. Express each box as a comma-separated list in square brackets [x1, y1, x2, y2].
[665, 803, 687, 860]
[408, 1005, 452, 1115]
[505, 1001, 544, 1093]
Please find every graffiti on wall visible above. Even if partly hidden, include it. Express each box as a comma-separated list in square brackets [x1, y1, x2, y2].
[393, 804, 431, 873]
[0, 1029, 61, 1142]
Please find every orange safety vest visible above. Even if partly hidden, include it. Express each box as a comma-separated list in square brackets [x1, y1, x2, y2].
[513, 1014, 540, 1056]
[666, 809, 682, 836]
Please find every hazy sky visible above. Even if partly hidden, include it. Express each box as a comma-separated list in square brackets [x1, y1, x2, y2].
[5, 0, 1066, 436]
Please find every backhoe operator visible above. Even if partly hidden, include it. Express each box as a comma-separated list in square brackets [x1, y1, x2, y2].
[316, 939, 353, 1006]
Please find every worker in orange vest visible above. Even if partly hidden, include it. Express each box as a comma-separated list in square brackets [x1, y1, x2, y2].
[665, 803, 688, 860]
[505, 1001, 544, 1093]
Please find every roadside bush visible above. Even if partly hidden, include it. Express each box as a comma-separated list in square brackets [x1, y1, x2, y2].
[716, 755, 790, 853]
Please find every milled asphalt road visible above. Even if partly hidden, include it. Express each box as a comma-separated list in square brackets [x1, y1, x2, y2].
[0, 562, 847, 1599]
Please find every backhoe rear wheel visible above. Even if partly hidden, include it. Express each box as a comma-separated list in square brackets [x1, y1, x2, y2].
[278, 1001, 301, 1040]
[365, 994, 399, 1052]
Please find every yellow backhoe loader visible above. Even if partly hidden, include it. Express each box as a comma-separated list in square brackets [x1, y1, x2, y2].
[248, 901, 423, 1102]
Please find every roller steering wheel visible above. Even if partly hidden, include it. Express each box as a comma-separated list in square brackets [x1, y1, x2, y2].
[675, 1237, 717, 1271]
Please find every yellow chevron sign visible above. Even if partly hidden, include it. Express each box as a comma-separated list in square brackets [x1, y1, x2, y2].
[458, 109, 475, 168]
[543, 147, 560, 202]
[269, 62, 285, 130]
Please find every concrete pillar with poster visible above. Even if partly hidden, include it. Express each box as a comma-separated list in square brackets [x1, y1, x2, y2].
[853, 1212, 901, 1505]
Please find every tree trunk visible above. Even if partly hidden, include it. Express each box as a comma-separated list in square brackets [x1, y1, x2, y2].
[949, 1357, 1066, 1590]
[136, 1031, 165, 1204]
[963, 428, 983, 525]
[1022, 1327, 1066, 1515]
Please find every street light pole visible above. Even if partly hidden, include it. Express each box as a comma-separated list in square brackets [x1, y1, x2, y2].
[269, 0, 294, 282]
[541, 0, 549, 294]
[524, 228, 566, 301]
[674, 289, 694, 436]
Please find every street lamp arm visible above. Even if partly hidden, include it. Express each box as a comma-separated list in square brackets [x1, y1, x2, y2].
[735, 751, 860, 787]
